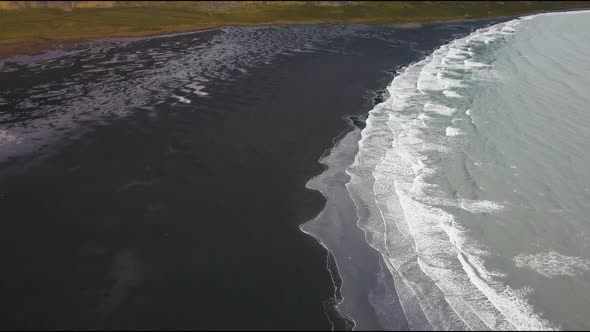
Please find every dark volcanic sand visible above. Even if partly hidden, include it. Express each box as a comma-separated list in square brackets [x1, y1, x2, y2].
[0, 21, 498, 330]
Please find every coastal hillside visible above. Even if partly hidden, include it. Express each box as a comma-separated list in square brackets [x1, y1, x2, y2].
[1, 1, 589, 56]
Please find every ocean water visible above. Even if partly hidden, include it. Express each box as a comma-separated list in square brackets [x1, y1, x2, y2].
[323, 10, 590, 330]
[2, 9, 589, 330]
[304, 11, 590, 330]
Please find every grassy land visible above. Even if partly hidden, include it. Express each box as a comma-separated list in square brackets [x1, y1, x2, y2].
[1, 1, 590, 57]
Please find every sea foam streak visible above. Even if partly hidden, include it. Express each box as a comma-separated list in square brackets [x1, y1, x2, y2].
[345, 18, 558, 330]
[514, 252, 590, 278]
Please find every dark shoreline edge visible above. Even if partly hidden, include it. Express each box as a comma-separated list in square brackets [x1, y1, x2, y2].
[297, 13, 535, 329]
[299, 115, 367, 331]
[299, 111, 404, 331]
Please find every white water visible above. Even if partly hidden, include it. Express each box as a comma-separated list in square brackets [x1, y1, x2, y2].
[345, 11, 590, 330]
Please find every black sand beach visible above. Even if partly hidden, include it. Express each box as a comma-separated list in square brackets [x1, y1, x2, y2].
[0, 20, 498, 330]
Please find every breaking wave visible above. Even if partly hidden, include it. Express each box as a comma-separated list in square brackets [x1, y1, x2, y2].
[344, 17, 562, 330]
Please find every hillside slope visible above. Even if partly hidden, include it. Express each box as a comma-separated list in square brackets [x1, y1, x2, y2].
[1, 1, 589, 56]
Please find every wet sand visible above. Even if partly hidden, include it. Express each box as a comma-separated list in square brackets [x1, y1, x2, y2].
[0, 21, 498, 330]
[301, 124, 409, 330]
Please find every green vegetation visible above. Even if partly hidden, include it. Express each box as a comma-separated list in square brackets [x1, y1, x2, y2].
[1, 1, 589, 56]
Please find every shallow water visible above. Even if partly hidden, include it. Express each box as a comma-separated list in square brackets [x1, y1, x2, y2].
[323, 10, 590, 331]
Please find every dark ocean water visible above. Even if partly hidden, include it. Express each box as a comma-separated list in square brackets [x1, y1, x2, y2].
[0, 21, 494, 330]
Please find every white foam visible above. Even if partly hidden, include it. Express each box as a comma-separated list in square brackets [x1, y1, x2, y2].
[417, 53, 465, 92]
[424, 102, 457, 116]
[464, 59, 492, 68]
[186, 82, 209, 96]
[0, 130, 22, 145]
[345, 17, 559, 331]
[501, 26, 516, 34]
[458, 199, 505, 214]
[445, 127, 463, 137]
[174, 95, 191, 104]
[443, 90, 462, 98]
[514, 251, 590, 278]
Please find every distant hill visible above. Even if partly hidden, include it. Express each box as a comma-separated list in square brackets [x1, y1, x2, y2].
[3, 1, 359, 11]
[0, 1, 588, 12]
[1, 1, 590, 57]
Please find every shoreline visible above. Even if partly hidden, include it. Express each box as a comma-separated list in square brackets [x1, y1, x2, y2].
[1, 6, 589, 59]
[295, 11, 554, 329]
[300, 116, 410, 330]
[306, 10, 590, 330]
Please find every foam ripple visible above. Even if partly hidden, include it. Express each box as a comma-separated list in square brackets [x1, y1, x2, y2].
[514, 251, 590, 278]
[346, 17, 560, 330]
